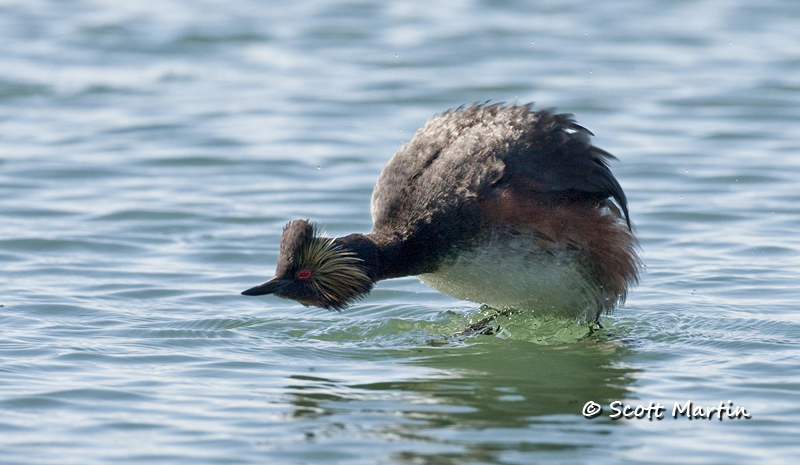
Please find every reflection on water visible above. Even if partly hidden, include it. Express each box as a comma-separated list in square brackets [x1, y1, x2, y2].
[448, 305, 600, 344]
[280, 323, 637, 462]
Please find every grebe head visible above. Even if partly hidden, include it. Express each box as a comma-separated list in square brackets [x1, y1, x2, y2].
[241, 220, 374, 311]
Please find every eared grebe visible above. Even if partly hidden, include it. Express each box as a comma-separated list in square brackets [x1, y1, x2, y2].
[242, 103, 639, 323]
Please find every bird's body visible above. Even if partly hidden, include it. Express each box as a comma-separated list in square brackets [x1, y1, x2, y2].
[243, 103, 639, 323]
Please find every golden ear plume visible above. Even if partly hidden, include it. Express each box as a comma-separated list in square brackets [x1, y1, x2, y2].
[299, 236, 373, 311]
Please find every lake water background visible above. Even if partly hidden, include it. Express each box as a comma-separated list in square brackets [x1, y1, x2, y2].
[2, 0, 800, 463]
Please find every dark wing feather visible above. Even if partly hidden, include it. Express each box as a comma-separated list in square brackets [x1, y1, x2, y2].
[498, 109, 631, 229]
[371, 104, 631, 236]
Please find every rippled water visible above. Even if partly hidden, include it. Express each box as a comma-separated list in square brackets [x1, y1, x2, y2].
[2, 0, 800, 463]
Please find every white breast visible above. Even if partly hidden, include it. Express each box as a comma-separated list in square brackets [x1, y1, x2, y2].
[416, 233, 602, 322]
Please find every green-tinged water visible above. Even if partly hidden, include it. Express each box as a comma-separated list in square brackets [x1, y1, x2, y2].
[2, 0, 800, 463]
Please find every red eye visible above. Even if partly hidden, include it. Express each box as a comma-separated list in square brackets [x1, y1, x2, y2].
[297, 269, 311, 279]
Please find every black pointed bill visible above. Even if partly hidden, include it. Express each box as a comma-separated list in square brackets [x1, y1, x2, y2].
[241, 278, 290, 296]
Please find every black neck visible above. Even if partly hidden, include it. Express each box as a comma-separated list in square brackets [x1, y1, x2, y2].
[333, 232, 436, 282]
